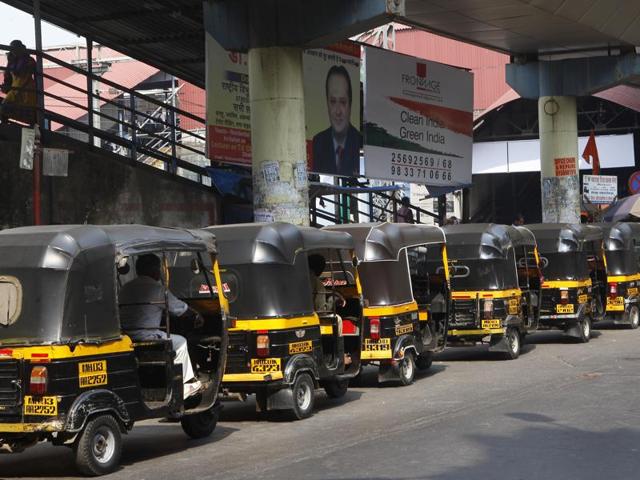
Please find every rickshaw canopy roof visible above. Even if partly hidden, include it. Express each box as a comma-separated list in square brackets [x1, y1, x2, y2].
[324, 222, 445, 261]
[526, 223, 603, 252]
[204, 222, 353, 265]
[594, 222, 640, 251]
[0, 225, 217, 270]
[443, 223, 535, 256]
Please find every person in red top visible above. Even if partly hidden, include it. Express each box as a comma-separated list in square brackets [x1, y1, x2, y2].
[0, 40, 37, 125]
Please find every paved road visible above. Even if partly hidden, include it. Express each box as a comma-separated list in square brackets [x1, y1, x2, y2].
[3, 323, 640, 479]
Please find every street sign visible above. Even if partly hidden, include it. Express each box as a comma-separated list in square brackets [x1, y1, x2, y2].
[628, 171, 640, 194]
[583, 175, 617, 204]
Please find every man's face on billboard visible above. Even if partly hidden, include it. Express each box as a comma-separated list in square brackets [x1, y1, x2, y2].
[326, 73, 351, 137]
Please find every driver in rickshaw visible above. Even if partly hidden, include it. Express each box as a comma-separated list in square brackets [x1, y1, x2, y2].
[119, 254, 204, 398]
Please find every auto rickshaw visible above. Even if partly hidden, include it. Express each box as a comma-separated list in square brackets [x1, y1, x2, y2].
[527, 223, 606, 342]
[0, 225, 228, 476]
[325, 222, 450, 385]
[204, 223, 363, 420]
[594, 222, 640, 329]
[443, 224, 541, 359]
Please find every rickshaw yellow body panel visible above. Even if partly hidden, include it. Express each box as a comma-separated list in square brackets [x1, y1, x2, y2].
[0, 337, 134, 361]
[418, 311, 428, 322]
[223, 372, 284, 382]
[607, 273, 640, 283]
[451, 288, 521, 299]
[230, 315, 319, 332]
[363, 301, 418, 317]
[541, 279, 592, 289]
[448, 328, 506, 336]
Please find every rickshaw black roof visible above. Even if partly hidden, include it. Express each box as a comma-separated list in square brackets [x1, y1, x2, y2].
[526, 223, 603, 251]
[324, 223, 445, 261]
[0, 224, 216, 269]
[443, 223, 535, 253]
[594, 222, 640, 251]
[204, 223, 354, 265]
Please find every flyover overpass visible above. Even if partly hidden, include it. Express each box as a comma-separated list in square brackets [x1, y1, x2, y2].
[3, 0, 640, 224]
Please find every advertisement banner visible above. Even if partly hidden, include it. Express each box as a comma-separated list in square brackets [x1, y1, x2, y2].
[583, 175, 617, 204]
[205, 34, 251, 165]
[205, 35, 361, 174]
[363, 47, 473, 186]
[304, 42, 362, 177]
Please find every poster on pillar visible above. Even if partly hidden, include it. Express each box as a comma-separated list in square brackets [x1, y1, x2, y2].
[363, 47, 473, 187]
[205, 34, 251, 165]
[205, 33, 362, 173]
[303, 42, 362, 178]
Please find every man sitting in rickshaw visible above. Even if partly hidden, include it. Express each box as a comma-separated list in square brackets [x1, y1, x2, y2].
[119, 254, 203, 398]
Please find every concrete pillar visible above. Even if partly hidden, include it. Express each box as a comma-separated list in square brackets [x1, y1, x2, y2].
[538, 96, 580, 223]
[249, 47, 309, 226]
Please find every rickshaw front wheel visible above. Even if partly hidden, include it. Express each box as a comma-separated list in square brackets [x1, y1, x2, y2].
[628, 305, 639, 330]
[578, 317, 591, 343]
[323, 379, 349, 398]
[74, 414, 122, 476]
[291, 373, 315, 420]
[503, 327, 521, 360]
[398, 351, 416, 386]
[416, 352, 433, 371]
[181, 408, 219, 439]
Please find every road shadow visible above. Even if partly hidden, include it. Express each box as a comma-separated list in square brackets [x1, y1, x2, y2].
[527, 330, 602, 345]
[593, 319, 635, 330]
[219, 389, 364, 423]
[348, 363, 447, 389]
[434, 343, 536, 362]
[0, 423, 238, 478]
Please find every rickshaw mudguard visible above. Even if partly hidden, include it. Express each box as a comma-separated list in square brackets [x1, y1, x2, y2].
[488, 315, 519, 352]
[392, 334, 419, 359]
[283, 353, 319, 385]
[64, 389, 131, 433]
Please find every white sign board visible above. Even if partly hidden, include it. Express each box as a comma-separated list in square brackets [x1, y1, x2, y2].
[19, 127, 35, 170]
[583, 175, 617, 204]
[363, 47, 473, 186]
[43, 148, 69, 177]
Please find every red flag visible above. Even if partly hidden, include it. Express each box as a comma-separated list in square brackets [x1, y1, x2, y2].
[582, 130, 600, 175]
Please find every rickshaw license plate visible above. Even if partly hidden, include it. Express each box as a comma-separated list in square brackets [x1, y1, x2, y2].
[78, 360, 108, 388]
[481, 320, 501, 329]
[608, 297, 624, 306]
[628, 288, 638, 296]
[395, 324, 413, 335]
[250, 358, 281, 373]
[364, 338, 391, 351]
[578, 294, 588, 304]
[556, 304, 575, 314]
[23, 396, 58, 416]
[289, 340, 313, 354]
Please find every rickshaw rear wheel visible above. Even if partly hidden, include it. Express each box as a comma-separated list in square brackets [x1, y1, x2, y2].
[180, 408, 219, 439]
[291, 373, 315, 420]
[74, 414, 122, 476]
[578, 317, 591, 343]
[323, 379, 349, 398]
[398, 351, 416, 386]
[503, 327, 521, 360]
[628, 305, 639, 330]
[416, 352, 433, 371]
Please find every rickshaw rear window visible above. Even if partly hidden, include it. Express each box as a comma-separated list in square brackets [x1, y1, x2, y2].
[446, 244, 517, 290]
[0, 276, 22, 326]
[359, 253, 414, 306]
[538, 252, 589, 280]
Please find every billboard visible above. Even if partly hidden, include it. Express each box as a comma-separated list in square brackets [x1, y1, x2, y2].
[205, 34, 361, 175]
[304, 42, 362, 177]
[363, 47, 473, 186]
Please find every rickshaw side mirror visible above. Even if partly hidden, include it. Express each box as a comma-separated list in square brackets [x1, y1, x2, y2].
[190, 258, 201, 275]
[117, 257, 130, 275]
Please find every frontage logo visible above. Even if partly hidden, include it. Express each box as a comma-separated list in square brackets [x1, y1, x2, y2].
[401, 62, 441, 94]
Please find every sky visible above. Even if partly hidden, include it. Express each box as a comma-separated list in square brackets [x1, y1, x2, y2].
[0, 3, 81, 49]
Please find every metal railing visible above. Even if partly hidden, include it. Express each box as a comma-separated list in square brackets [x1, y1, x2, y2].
[310, 188, 438, 226]
[0, 44, 210, 186]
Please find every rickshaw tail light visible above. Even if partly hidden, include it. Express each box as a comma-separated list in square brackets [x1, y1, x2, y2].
[369, 317, 380, 340]
[30, 366, 48, 395]
[560, 290, 569, 304]
[483, 300, 493, 319]
[609, 282, 618, 298]
[256, 335, 269, 357]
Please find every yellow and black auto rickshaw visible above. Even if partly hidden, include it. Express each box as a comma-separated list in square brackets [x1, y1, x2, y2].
[0, 225, 228, 476]
[205, 223, 363, 420]
[595, 222, 640, 329]
[443, 224, 541, 359]
[527, 223, 606, 342]
[326, 222, 450, 385]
